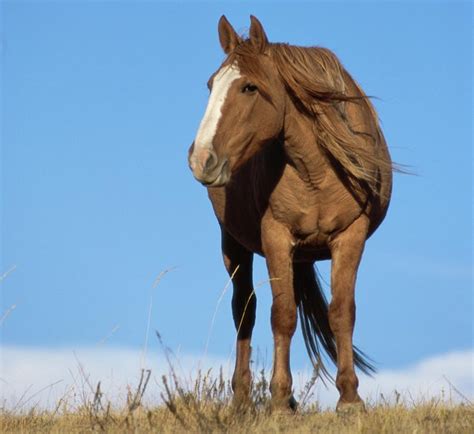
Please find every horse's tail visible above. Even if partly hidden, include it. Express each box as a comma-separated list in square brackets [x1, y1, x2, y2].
[293, 262, 376, 381]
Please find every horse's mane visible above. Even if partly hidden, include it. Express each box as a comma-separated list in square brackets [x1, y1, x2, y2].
[228, 40, 395, 197]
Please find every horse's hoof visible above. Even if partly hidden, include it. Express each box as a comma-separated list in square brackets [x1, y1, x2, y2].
[336, 399, 366, 416]
[271, 396, 298, 415]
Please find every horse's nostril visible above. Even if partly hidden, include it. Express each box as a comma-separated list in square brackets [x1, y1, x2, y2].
[204, 150, 218, 172]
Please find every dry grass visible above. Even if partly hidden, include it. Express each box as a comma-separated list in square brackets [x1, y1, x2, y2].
[1, 367, 473, 434]
[1, 269, 472, 432]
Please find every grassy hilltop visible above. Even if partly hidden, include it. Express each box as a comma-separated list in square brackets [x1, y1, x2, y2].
[2, 369, 473, 433]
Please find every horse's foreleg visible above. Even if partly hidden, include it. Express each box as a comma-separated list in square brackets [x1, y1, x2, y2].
[221, 228, 255, 406]
[328, 215, 369, 411]
[261, 218, 297, 411]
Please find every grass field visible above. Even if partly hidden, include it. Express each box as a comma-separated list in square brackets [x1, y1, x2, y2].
[2, 367, 473, 433]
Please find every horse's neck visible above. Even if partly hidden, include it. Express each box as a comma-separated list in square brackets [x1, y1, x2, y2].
[282, 110, 330, 189]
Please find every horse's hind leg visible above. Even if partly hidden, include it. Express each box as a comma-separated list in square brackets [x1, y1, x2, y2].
[221, 228, 256, 407]
[328, 215, 369, 412]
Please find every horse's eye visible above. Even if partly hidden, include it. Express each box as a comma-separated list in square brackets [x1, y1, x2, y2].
[242, 84, 258, 94]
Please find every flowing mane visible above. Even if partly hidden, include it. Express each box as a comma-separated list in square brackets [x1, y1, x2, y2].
[228, 39, 394, 197]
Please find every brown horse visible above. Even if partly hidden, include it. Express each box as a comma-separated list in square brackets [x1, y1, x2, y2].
[188, 15, 393, 412]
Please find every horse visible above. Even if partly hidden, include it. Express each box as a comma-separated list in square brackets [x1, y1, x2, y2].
[188, 15, 393, 412]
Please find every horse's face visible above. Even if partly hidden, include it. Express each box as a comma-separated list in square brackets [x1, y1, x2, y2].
[188, 16, 285, 187]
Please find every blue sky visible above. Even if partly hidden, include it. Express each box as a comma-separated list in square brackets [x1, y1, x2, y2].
[1, 0, 472, 388]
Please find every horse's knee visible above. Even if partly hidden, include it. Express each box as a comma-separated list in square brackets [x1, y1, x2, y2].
[271, 298, 297, 337]
[232, 291, 256, 335]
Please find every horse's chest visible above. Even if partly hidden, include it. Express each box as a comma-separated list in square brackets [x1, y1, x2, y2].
[206, 164, 362, 257]
[268, 173, 327, 244]
[269, 166, 362, 247]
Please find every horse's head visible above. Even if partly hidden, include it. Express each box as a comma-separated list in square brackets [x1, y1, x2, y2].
[188, 16, 286, 187]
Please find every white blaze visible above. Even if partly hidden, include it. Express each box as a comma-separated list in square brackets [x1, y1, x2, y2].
[194, 64, 241, 150]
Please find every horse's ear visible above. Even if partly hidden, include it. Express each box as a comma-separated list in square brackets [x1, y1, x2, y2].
[218, 15, 241, 54]
[249, 15, 268, 52]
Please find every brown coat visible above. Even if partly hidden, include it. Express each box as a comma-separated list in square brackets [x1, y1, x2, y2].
[189, 15, 393, 412]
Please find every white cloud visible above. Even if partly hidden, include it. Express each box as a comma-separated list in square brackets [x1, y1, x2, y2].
[0, 346, 230, 411]
[1, 346, 472, 411]
[358, 350, 474, 404]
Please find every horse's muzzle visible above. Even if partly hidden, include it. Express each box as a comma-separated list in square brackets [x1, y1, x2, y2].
[188, 145, 230, 187]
